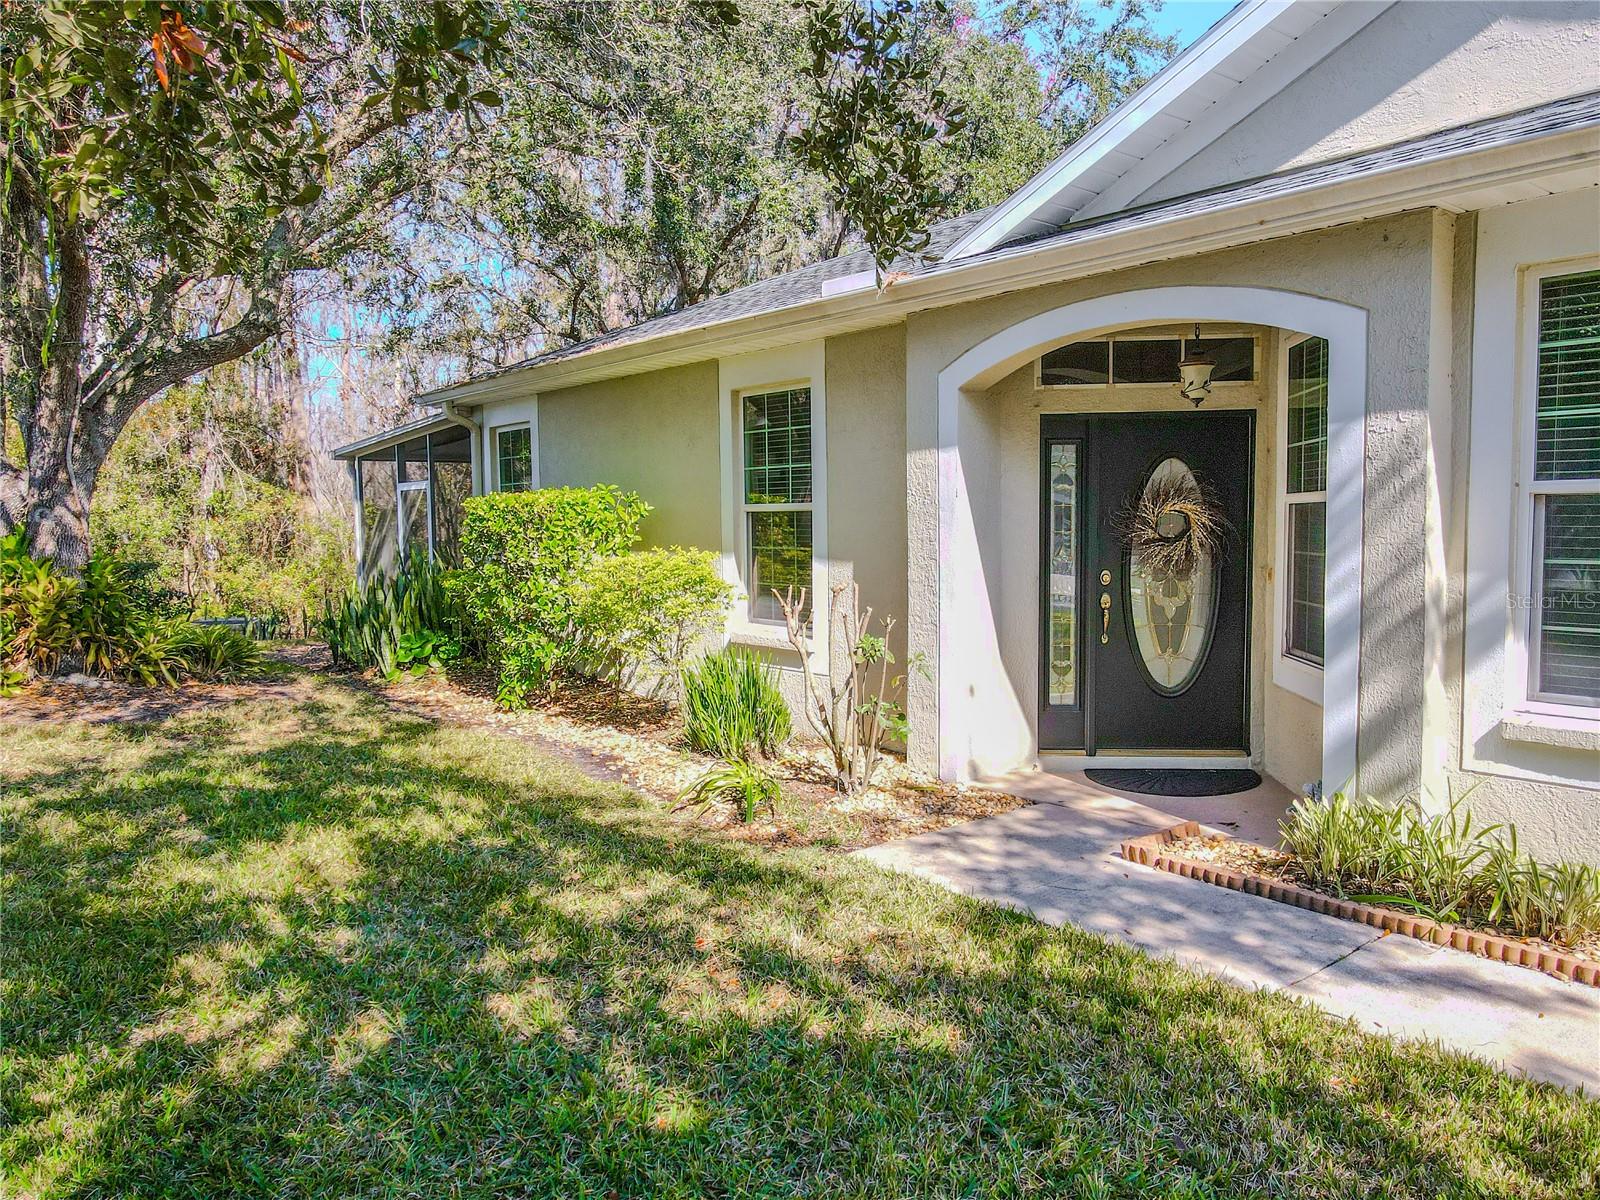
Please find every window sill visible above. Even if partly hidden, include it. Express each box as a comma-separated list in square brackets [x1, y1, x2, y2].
[1272, 653, 1323, 705]
[1500, 706, 1600, 753]
[726, 622, 826, 674]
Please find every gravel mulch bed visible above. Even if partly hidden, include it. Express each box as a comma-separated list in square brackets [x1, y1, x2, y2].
[371, 663, 1028, 852]
[1166, 832, 1600, 965]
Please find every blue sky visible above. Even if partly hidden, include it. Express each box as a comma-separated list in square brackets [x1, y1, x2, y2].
[1147, 0, 1238, 49]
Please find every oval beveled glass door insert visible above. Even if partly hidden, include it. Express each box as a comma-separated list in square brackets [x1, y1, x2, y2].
[1127, 457, 1216, 694]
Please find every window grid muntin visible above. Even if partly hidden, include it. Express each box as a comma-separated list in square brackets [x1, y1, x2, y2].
[1287, 337, 1329, 494]
[496, 426, 533, 492]
[740, 387, 814, 623]
[1285, 336, 1329, 667]
[742, 388, 812, 505]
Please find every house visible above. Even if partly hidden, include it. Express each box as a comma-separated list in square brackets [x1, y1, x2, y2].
[334, 1, 1600, 864]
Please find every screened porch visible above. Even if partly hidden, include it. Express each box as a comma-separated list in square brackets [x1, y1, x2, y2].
[336, 417, 477, 582]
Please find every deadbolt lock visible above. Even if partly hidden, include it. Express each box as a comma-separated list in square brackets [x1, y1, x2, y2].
[1099, 569, 1111, 586]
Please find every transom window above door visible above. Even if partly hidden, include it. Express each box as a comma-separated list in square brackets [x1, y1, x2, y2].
[1040, 335, 1256, 387]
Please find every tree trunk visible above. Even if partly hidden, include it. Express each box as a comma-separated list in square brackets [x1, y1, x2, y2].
[23, 461, 97, 575]
[0, 466, 26, 535]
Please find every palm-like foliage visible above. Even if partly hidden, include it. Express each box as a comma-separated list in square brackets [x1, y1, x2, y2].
[1280, 793, 1600, 944]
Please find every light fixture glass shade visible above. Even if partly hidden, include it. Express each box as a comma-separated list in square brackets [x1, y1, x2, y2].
[1178, 353, 1215, 405]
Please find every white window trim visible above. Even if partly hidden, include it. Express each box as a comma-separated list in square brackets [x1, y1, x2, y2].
[1035, 331, 1262, 390]
[1509, 260, 1600, 714]
[1463, 190, 1599, 790]
[1273, 332, 1324, 705]
[490, 420, 535, 492]
[718, 342, 829, 673]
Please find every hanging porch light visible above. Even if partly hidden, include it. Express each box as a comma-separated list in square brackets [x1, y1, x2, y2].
[1178, 323, 1216, 406]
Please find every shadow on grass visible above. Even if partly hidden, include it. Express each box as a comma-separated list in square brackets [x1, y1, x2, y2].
[3, 678, 1596, 1198]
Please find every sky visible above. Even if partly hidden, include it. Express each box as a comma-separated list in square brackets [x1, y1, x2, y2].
[1148, 0, 1239, 49]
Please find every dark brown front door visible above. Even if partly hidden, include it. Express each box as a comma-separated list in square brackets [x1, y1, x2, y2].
[1039, 411, 1254, 754]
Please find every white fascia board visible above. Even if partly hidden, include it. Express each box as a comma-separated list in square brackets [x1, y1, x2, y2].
[421, 128, 1599, 404]
[1076, 0, 1396, 221]
[940, 0, 1296, 261]
[332, 414, 459, 459]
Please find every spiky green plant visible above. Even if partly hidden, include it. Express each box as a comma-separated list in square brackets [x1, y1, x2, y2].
[1280, 793, 1600, 946]
[675, 758, 782, 824]
[680, 647, 791, 761]
[320, 551, 464, 679]
[177, 623, 263, 679]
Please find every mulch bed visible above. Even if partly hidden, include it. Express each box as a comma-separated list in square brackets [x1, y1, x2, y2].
[1, 646, 326, 724]
[370, 662, 1029, 851]
[1125, 825, 1600, 985]
[4, 648, 1027, 852]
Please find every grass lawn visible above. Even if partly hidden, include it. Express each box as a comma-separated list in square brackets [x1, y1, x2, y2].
[4, 671, 1597, 1198]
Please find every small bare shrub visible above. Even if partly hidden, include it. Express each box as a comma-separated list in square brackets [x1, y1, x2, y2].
[777, 581, 916, 796]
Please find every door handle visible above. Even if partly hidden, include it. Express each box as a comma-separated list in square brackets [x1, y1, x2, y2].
[1100, 591, 1111, 644]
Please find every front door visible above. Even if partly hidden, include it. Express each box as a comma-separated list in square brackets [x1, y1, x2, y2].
[1040, 411, 1254, 754]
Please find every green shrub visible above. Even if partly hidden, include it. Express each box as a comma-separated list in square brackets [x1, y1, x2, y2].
[676, 758, 782, 823]
[177, 623, 264, 680]
[394, 628, 462, 678]
[1, 533, 226, 686]
[117, 616, 192, 687]
[453, 486, 650, 639]
[680, 647, 791, 761]
[1279, 793, 1600, 944]
[2, 533, 80, 675]
[451, 487, 650, 704]
[494, 628, 561, 709]
[571, 548, 730, 688]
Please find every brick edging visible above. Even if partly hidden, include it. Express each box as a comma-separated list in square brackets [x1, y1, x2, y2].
[1120, 822, 1600, 988]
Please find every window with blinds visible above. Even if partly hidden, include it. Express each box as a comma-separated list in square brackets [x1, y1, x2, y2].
[741, 387, 813, 623]
[1529, 269, 1599, 706]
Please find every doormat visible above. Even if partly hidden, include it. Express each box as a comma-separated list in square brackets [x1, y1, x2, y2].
[1085, 768, 1262, 797]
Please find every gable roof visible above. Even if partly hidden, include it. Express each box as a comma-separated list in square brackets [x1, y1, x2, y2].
[942, 0, 1397, 259]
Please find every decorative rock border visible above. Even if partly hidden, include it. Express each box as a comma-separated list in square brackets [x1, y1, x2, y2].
[1120, 821, 1600, 988]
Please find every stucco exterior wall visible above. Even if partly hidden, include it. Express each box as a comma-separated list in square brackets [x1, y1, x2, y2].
[906, 212, 1444, 799]
[535, 361, 722, 549]
[1138, 2, 1600, 207]
[825, 324, 911, 665]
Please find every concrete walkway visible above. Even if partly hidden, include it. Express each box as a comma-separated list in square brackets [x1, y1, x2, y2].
[856, 774, 1600, 1093]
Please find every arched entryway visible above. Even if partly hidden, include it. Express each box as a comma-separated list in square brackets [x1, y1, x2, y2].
[925, 286, 1368, 794]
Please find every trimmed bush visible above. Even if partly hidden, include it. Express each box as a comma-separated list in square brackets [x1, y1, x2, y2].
[680, 647, 791, 761]
[451, 487, 651, 704]
[572, 548, 730, 688]
[453, 487, 650, 638]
